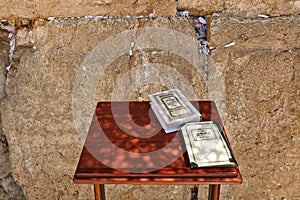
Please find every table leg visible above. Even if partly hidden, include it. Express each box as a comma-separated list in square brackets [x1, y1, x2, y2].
[94, 184, 106, 200]
[208, 184, 220, 200]
[191, 185, 198, 200]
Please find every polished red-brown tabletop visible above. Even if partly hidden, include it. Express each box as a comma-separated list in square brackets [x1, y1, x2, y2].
[74, 101, 242, 184]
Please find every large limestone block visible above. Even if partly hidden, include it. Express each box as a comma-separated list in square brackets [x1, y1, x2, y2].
[177, 0, 224, 16]
[0, 0, 176, 19]
[223, 49, 299, 199]
[177, 0, 300, 17]
[222, 0, 300, 17]
[208, 16, 300, 199]
[3, 17, 209, 199]
[210, 16, 300, 51]
[208, 16, 300, 80]
[0, 1, 36, 19]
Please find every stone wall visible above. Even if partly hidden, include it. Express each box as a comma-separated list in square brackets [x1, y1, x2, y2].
[209, 16, 300, 199]
[1, 0, 299, 19]
[177, 0, 300, 17]
[0, 24, 26, 200]
[0, 0, 176, 18]
[3, 17, 209, 200]
[0, 0, 299, 200]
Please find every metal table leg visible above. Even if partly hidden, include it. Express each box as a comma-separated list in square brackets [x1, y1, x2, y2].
[208, 184, 220, 200]
[94, 184, 106, 200]
[191, 185, 199, 200]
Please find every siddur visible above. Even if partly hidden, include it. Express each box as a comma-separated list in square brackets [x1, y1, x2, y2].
[180, 121, 238, 168]
[149, 88, 201, 133]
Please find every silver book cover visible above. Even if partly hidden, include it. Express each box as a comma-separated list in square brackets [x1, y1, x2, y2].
[149, 88, 201, 133]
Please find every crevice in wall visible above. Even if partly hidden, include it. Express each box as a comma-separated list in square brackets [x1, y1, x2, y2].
[0, 20, 26, 200]
[0, 20, 15, 72]
[48, 14, 156, 22]
[176, 11, 210, 83]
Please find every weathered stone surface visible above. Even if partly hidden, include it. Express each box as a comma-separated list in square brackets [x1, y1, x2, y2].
[2, 0, 300, 20]
[0, 28, 9, 100]
[210, 16, 300, 51]
[178, 0, 300, 17]
[224, 50, 299, 199]
[0, 134, 9, 178]
[106, 185, 193, 200]
[222, 0, 300, 17]
[0, 27, 9, 200]
[1, 175, 25, 200]
[208, 16, 300, 81]
[177, 0, 224, 16]
[0, 27, 25, 200]
[0, 183, 9, 200]
[3, 17, 210, 199]
[0, 0, 176, 19]
[209, 16, 300, 199]
[2, 12, 299, 200]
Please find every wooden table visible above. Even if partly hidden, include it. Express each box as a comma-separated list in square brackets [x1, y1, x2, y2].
[73, 101, 242, 200]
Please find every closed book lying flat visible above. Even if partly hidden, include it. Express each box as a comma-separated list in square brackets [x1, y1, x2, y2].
[149, 88, 201, 133]
[180, 121, 238, 168]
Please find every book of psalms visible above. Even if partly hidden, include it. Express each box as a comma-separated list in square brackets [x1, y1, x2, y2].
[149, 88, 201, 133]
[180, 121, 238, 168]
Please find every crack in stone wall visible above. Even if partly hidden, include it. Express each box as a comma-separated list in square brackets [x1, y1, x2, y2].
[0, 21, 26, 200]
